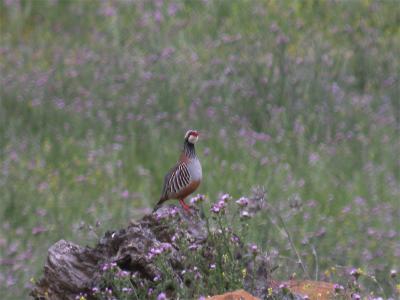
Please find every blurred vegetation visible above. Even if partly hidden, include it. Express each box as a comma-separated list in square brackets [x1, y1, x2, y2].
[0, 0, 399, 299]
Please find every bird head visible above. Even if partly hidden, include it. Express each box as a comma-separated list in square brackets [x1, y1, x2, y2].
[185, 130, 199, 144]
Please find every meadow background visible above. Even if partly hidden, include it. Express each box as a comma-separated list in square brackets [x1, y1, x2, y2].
[0, 0, 399, 299]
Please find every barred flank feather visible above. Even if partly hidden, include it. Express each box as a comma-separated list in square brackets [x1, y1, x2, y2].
[168, 163, 190, 194]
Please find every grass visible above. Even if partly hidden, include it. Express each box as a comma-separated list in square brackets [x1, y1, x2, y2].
[0, 0, 399, 299]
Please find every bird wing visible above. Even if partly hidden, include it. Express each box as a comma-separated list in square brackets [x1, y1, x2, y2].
[159, 162, 191, 202]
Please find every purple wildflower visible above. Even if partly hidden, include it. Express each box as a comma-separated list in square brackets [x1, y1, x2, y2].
[6, 275, 16, 287]
[116, 270, 130, 278]
[211, 204, 221, 213]
[350, 268, 362, 280]
[167, 3, 180, 16]
[240, 210, 252, 219]
[249, 243, 259, 256]
[190, 194, 206, 204]
[99, 3, 116, 17]
[75, 293, 88, 300]
[122, 287, 132, 293]
[220, 193, 231, 202]
[308, 152, 320, 165]
[351, 293, 361, 300]
[157, 292, 167, 300]
[276, 34, 289, 45]
[231, 234, 240, 244]
[161, 47, 174, 59]
[279, 283, 289, 293]
[333, 284, 344, 293]
[354, 196, 366, 206]
[188, 244, 199, 251]
[32, 225, 47, 235]
[342, 205, 351, 214]
[211, 200, 226, 214]
[120, 190, 129, 199]
[101, 262, 117, 272]
[154, 10, 163, 23]
[236, 197, 249, 207]
[148, 243, 172, 259]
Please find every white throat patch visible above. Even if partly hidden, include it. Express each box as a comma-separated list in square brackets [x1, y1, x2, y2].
[188, 135, 198, 144]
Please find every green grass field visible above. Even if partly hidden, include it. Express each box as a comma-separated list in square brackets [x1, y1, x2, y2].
[1, 0, 399, 299]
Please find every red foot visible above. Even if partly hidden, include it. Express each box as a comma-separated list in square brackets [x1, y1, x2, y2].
[179, 199, 192, 214]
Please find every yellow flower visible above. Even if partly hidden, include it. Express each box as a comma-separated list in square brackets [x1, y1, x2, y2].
[268, 287, 273, 296]
[355, 267, 365, 276]
[242, 268, 247, 278]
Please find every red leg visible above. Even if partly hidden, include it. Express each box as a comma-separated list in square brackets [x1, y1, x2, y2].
[179, 199, 191, 213]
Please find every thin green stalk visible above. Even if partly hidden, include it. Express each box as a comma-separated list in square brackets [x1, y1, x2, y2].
[251, 255, 256, 293]
[276, 213, 310, 279]
[310, 243, 319, 281]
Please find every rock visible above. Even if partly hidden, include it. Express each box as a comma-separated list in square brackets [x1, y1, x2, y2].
[270, 280, 351, 300]
[31, 205, 207, 299]
[43, 240, 100, 295]
[208, 289, 260, 300]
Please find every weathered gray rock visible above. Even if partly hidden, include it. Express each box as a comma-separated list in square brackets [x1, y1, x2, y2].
[31, 205, 207, 300]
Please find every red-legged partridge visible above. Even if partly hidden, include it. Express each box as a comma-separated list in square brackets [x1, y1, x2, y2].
[154, 130, 202, 212]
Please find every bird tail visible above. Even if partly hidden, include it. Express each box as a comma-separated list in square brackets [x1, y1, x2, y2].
[152, 204, 160, 213]
[152, 198, 164, 213]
